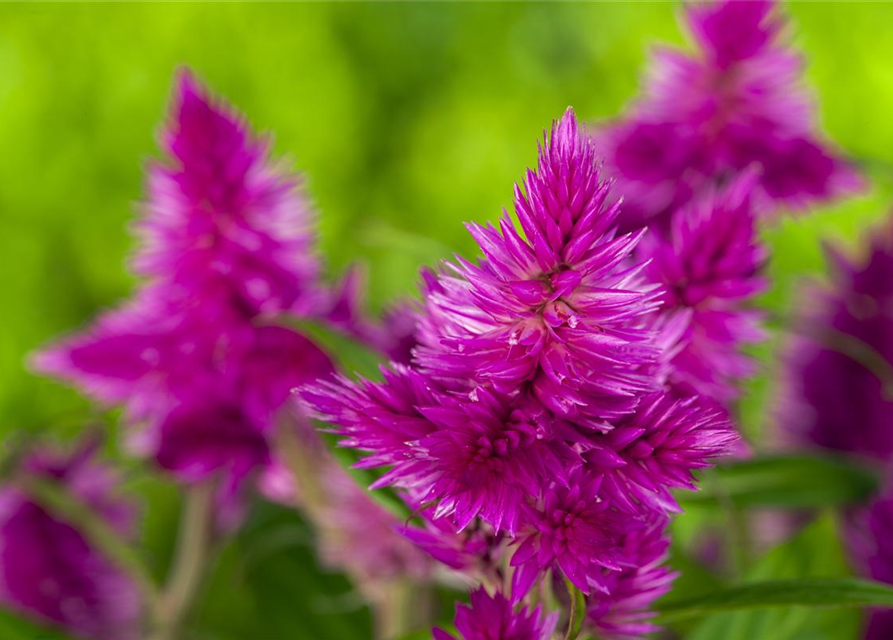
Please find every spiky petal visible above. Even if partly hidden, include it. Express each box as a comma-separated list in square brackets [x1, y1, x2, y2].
[510, 468, 634, 601]
[585, 519, 676, 640]
[433, 588, 558, 640]
[415, 109, 661, 425]
[303, 371, 574, 534]
[587, 392, 737, 513]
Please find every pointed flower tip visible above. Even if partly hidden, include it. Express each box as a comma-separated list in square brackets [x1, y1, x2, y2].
[554, 106, 581, 142]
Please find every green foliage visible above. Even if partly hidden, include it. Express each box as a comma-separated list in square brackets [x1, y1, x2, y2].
[660, 578, 893, 623]
[682, 454, 880, 510]
[681, 514, 863, 640]
[0, 608, 72, 640]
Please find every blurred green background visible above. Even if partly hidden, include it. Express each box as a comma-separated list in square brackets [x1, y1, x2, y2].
[2, 2, 893, 639]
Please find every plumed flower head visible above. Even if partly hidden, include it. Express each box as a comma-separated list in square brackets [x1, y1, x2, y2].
[510, 468, 633, 601]
[780, 221, 893, 460]
[303, 370, 574, 534]
[433, 588, 558, 640]
[596, 0, 861, 230]
[0, 438, 140, 640]
[415, 109, 661, 424]
[135, 70, 321, 320]
[588, 392, 737, 513]
[641, 173, 768, 402]
[585, 519, 676, 640]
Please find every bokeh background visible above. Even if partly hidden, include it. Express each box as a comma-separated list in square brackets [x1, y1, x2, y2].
[3, 3, 893, 639]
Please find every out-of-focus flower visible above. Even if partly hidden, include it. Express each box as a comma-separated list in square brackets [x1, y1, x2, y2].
[640, 173, 768, 403]
[596, 0, 861, 231]
[135, 70, 321, 320]
[32, 72, 345, 520]
[780, 221, 893, 460]
[0, 439, 140, 640]
[433, 588, 558, 640]
[585, 519, 676, 640]
[848, 489, 893, 640]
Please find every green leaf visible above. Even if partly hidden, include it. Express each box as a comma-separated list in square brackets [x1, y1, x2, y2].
[679, 514, 862, 640]
[0, 607, 74, 640]
[659, 578, 893, 622]
[681, 454, 879, 510]
[563, 576, 586, 640]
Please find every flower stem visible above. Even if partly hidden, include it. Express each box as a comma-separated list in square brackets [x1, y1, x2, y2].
[563, 575, 585, 640]
[149, 481, 216, 640]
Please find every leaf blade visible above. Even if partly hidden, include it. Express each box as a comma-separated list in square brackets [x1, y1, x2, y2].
[658, 578, 893, 623]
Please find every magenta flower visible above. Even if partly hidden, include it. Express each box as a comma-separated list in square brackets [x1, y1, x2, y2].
[510, 468, 633, 601]
[585, 519, 676, 640]
[301, 107, 740, 633]
[587, 392, 736, 513]
[414, 108, 661, 425]
[0, 439, 140, 640]
[433, 588, 558, 640]
[779, 220, 893, 460]
[640, 173, 768, 402]
[848, 490, 893, 640]
[399, 509, 504, 576]
[135, 70, 321, 320]
[32, 72, 342, 518]
[597, 0, 861, 230]
[305, 371, 574, 534]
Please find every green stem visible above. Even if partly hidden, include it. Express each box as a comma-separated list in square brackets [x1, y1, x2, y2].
[563, 575, 585, 640]
[149, 481, 216, 640]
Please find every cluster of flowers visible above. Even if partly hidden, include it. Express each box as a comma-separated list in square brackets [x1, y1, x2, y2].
[5, 73, 422, 638]
[302, 0, 860, 636]
[781, 220, 893, 640]
[301, 105, 743, 639]
[2, 0, 865, 638]
[301, 0, 864, 637]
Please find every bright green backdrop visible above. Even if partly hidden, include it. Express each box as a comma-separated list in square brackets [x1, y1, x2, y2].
[2, 3, 893, 639]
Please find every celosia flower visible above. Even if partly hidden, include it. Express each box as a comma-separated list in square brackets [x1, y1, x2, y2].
[399, 510, 504, 577]
[0, 439, 140, 640]
[304, 371, 575, 534]
[510, 468, 633, 600]
[585, 519, 676, 640]
[780, 221, 893, 460]
[640, 173, 768, 402]
[301, 107, 739, 634]
[135, 70, 321, 320]
[587, 392, 736, 513]
[32, 72, 341, 518]
[597, 0, 861, 230]
[414, 108, 661, 426]
[433, 588, 558, 640]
